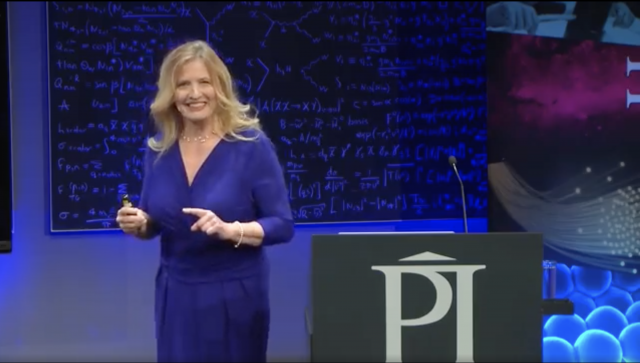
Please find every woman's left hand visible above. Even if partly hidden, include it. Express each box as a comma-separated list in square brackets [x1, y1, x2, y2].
[182, 208, 233, 239]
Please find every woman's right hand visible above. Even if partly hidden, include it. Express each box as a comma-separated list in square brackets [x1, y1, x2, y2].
[116, 207, 149, 235]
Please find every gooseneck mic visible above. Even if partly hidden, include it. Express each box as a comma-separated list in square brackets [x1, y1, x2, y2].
[448, 156, 468, 234]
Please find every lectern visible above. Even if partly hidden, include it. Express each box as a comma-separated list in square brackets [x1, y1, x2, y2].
[310, 232, 543, 362]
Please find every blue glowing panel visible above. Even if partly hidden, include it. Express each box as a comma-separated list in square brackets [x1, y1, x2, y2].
[46, 1, 487, 232]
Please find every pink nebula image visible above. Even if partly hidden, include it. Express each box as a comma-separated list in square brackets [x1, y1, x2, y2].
[488, 33, 640, 133]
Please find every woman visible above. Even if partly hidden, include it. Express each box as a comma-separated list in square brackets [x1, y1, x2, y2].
[115, 40, 295, 362]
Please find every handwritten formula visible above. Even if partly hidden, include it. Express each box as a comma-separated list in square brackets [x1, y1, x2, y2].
[47, 1, 487, 232]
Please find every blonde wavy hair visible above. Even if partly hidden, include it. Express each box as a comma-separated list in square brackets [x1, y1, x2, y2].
[148, 40, 261, 155]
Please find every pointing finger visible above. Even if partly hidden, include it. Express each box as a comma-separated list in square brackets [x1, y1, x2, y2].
[182, 208, 208, 217]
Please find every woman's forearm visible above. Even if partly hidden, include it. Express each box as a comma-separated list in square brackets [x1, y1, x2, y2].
[224, 217, 294, 247]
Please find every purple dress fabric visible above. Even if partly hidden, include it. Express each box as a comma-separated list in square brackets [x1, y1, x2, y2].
[139, 129, 295, 362]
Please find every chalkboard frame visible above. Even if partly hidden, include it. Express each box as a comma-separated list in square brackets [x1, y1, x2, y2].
[46, 3, 58, 234]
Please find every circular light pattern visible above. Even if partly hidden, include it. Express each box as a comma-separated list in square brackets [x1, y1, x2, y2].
[541, 264, 640, 362]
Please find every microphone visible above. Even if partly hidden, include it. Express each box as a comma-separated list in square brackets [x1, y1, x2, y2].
[448, 156, 468, 234]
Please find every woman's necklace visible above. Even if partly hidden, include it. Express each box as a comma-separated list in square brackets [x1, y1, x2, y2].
[181, 130, 216, 143]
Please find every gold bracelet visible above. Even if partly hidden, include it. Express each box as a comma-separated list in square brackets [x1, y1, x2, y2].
[234, 221, 244, 248]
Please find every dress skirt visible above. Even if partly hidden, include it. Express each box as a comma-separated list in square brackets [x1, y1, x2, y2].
[154, 265, 270, 362]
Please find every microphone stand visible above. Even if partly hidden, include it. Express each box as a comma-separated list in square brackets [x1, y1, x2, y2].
[451, 163, 469, 234]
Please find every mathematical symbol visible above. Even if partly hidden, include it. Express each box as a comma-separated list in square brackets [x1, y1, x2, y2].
[58, 99, 70, 111]
[255, 58, 270, 92]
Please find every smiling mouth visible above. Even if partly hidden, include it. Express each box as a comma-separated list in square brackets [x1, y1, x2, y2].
[187, 102, 206, 110]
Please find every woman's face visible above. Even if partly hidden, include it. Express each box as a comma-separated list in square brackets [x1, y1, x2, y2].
[173, 59, 216, 123]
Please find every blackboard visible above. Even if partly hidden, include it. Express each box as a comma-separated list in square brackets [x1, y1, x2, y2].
[47, 1, 487, 232]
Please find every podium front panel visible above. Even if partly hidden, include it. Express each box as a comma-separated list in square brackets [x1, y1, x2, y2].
[311, 233, 543, 362]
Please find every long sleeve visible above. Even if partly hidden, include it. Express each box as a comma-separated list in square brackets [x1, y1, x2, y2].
[138, 144, 154, 212]
[137, 142, 162, 237]
[250, 132, 295, 246]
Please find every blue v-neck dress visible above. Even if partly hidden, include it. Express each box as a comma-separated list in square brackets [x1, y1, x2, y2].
[138, 129, 295, 362]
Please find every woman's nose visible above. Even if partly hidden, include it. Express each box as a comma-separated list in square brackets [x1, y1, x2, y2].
[188, 84, 202, 97]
